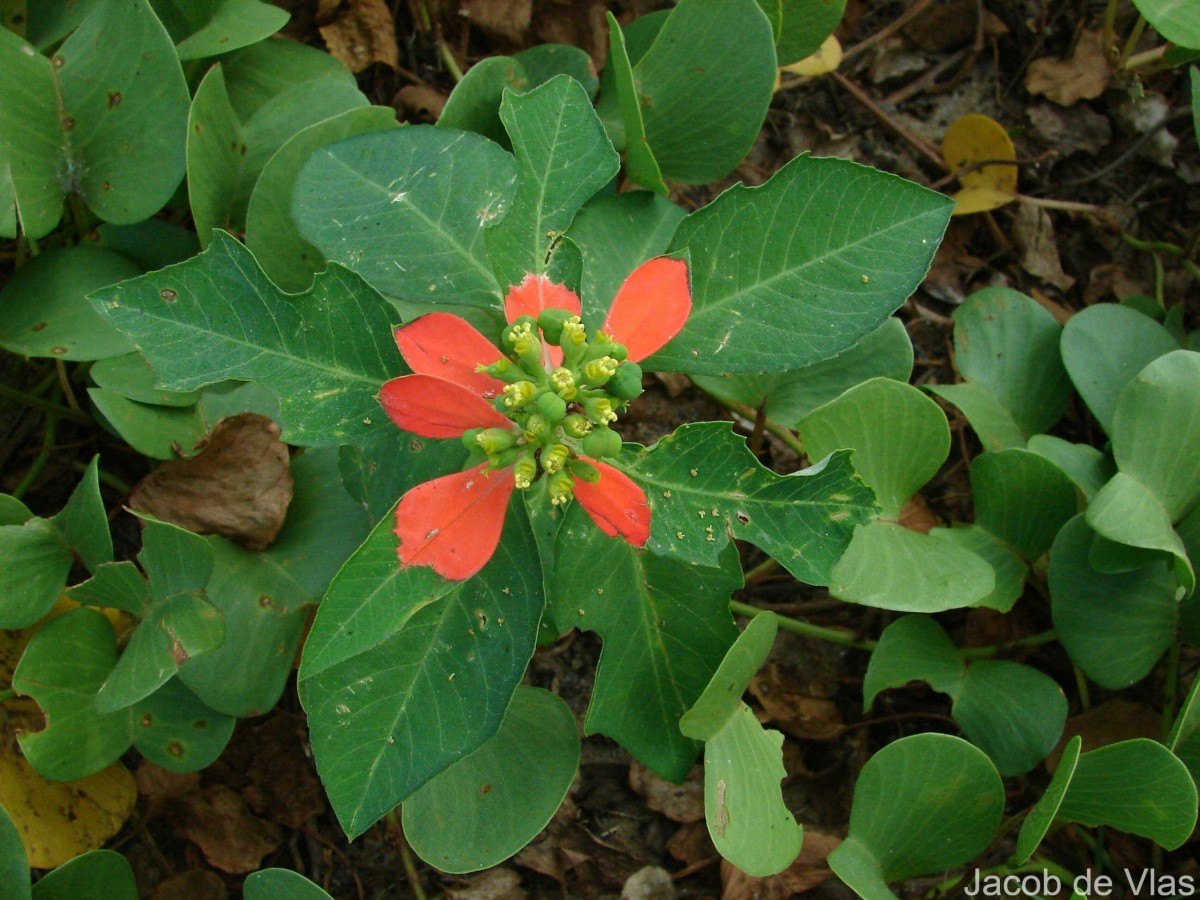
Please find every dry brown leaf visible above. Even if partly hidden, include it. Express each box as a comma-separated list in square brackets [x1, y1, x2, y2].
[621, 865, 676, 899]
[1046, 699, 1160, 772]
[534, 0, 608, 66]
[1029, 287, 1074, 326]
[1025, 30, 1111, 106]
[666, 821, 715, 866]
[1027, 103, 1111, 156]
[898, 494, 938, 534]
[445, 867, 527, 900]
[130, 413, 293, 551]
[171, 785, 282, 874]
[749, 663, 843, 740]
[464, 0, 532, 44]
[149, 869, 229, 900]
[135, 760, 201, 806]
[319, 0, 399, 72]
[628, 761, 705, 824]
[1012, 203, 1075, 291]
[396, 84, 448, 121]
[1084, 263, 1148, 305]
[720, 831, 841, 898]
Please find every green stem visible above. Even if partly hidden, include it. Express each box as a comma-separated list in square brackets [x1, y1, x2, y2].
[70, 460, 131, 496]
[702, 394, 806, 456]
[959, 629, 1059, 659]
[1163, 634, 1182, 742]
[0, 689, 16, 704]
[1074, 666, 1092, 712]
[0, 382, 92, 423]
[438, 41, 464, 82]
[1119, 15, 1148, 67]
[744, 557, 781, 584]
[13, 412, 58, 500]
[730, 599, 876, 650]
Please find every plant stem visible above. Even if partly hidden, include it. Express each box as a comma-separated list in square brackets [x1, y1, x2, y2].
[701, 393, 807, 456]
[70, 459, 131, 495]
[730, 599, 877, 650]
[959, 629, 1058, 659]
[1163, 634, 1182, 742]
[1102, 0, 1119, 55]
[1118, 15, 1148, 67]
[0, 383, 91, 423]
[744, 557, 781, 584]
[13, 412, 59, 500]
[438, 41, 464, 82]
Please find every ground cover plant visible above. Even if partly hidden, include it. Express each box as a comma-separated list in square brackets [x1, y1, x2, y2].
[2, 0, 1200, 896]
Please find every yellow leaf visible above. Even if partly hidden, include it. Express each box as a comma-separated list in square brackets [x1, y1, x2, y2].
[0, 606, 136, 869]
[942, 113, 1018, 216]
[781, 35, 843, 78]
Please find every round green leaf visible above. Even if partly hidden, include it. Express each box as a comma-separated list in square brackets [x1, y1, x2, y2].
[1015, 735, 1081, 864]
[95, 220, 200, 272]
[1111, 350, 1200, 522]
[0, 803, 30, 900]
[951, 287, 1071, 438]
[829, 733, 1004, 883]
[0, 246, 139, 360]
[0, 519, 73, 629]
[925, 382, 1025, 452]
[90, 353, 201, 407]
[602, 12, 667, 193]
[1027, 434, 1114, 501]
[0, 27, 62, 239]
[438, 55, 529, 146]
[953, 661, 1066, 777]
[0, 495, 32, 527]
[863, 615, 963, 711]
[244, 869, 334, 900]
[151, 0, 290, 61]
[971, 448, 1079, 560]
[829, 521, 995, 612]
[1087, 472, 1194, 595]
[404, 686, 579, 873]
[1058, 739, 1198, 850]
[1131, 0, 1200, 48]
[930, 524, 1027, 613]
[801, 378, 949, 519]
[89, 388, 207, 461]
[703, 703, 802, 876]
[30, 849, 136, 900]
[1061, 303, 1178, 436]
[776, 0, 847, 64]
[681, 611, 778, 741]
[1050, 515, 1178, 689]
[131, 679, 235, 772]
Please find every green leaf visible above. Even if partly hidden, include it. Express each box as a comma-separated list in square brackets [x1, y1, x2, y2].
[49, 456, 110, 573]
[138, 517, 214, 602]
[603, 12, 667, 193]
[438, 56, 530, 145]
[1111, 350, 1200, 522]
[339, 430, 469, 527]
[30, 849, 136, 900]
[953, 661, 1066, 777]
[655, 155, 952, 373]
[971, 448, 1079, 560]
[221, 38, 355, 120]
[829, 522, 995, 612]
[950, 287, 1071, 438]
[863, 615, 963, 710]
[703, 703, 802, 876]
[566, 191, 686, 331]
[188, 62, 367, 247]
[553, 509, 741, 780]
[0, 0, 189, 237]
[777, 0, 847, 64]
[94, 590, 224, 713]
[403, 686, 579, 873]
[131, 678, 235, 772]
[89, 353, 201, 407]
[1130, 0, 1200, 48]
[95, 220, 200, 272]
[299, 497, 544, 839]
[929, 524, 1026, 613]
[1050, 515, 1178, 689]
[1027, 434, 1114, 501]
[513, 44, 599, 99]
[618, 423, 875, 585]
[1087, 472, 1194, 595]
[800, 378, 947, 519]
[1015, 735, 1081, 864]
[1058, 739, 1198, 849]
[151, 0, 289, 60]
[595, 10, 669, 149]
[1169, 664, 1200, 751]
[925, 382, 1027, 452]
[91, 232, 403, 447]
[294, 127, 516, 309]
[693, 317, 913, 428]
[630, 0, 777, 184]
[483, 77, 619, 292]
[0, 803, 30, 900]
[1061, 303, 1179, 436]
[0, 519, 72, 628]
[244, 869, 334, 900]
[0, 495, 32, 526]
[246, 106, 400, 293]
[681, 612, 778, 741]
[828, 734, 1003, 886]
[13, 609, 132, 781]
[0, 246, 139, 360]
[68, 562, 150, 617]
[88, 389, 208, 460]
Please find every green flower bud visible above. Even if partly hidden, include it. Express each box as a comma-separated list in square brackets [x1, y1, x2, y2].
[523, 413, 550, 441]
[461, 427, 484, 451]
[475, 427, 515, 455]
[582, 356, 619, 387]
[560, 316, 586, 350]
[561, 413, 592, 439]
[549, 367, 577, 400]
[513, 455, 537, 490]
[567, 457, 600, 484]
[548, 471, 575, 506]
[502, 316, 538, 354]
[536, 391, 567, 423]
[537, 308, 575, 346]
[606, 361, 644, 401]
[583, 426, 622, 459]
[608, 341, 629, 362]
[541, 443, 571, 474]
[582, 395, 617, 425]
[502, 380, 538, 409]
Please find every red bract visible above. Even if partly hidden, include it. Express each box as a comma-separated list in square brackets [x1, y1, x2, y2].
[379, 258, 692, 580]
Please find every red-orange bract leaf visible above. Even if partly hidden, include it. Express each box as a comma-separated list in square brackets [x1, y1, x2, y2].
[603, 258, 691, 363]
[504, 274, 582, 323]
[380, 374, 511, 438]
[574, 458, 651, 547]
[395, 313, 506, 399]
[394, 463, 515, 580]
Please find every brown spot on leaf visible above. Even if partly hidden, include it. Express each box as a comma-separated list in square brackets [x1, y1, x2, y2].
[160, 288, 177, 301]
[107, 91, 121, 108]
[61, 117, 75, 131]
[51, 346, 67, 355]
[31, 322, 47, 332]
[167, 740, 185, 757]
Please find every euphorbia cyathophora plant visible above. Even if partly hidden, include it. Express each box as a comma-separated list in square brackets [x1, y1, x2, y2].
[382, 259, 689, 579]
